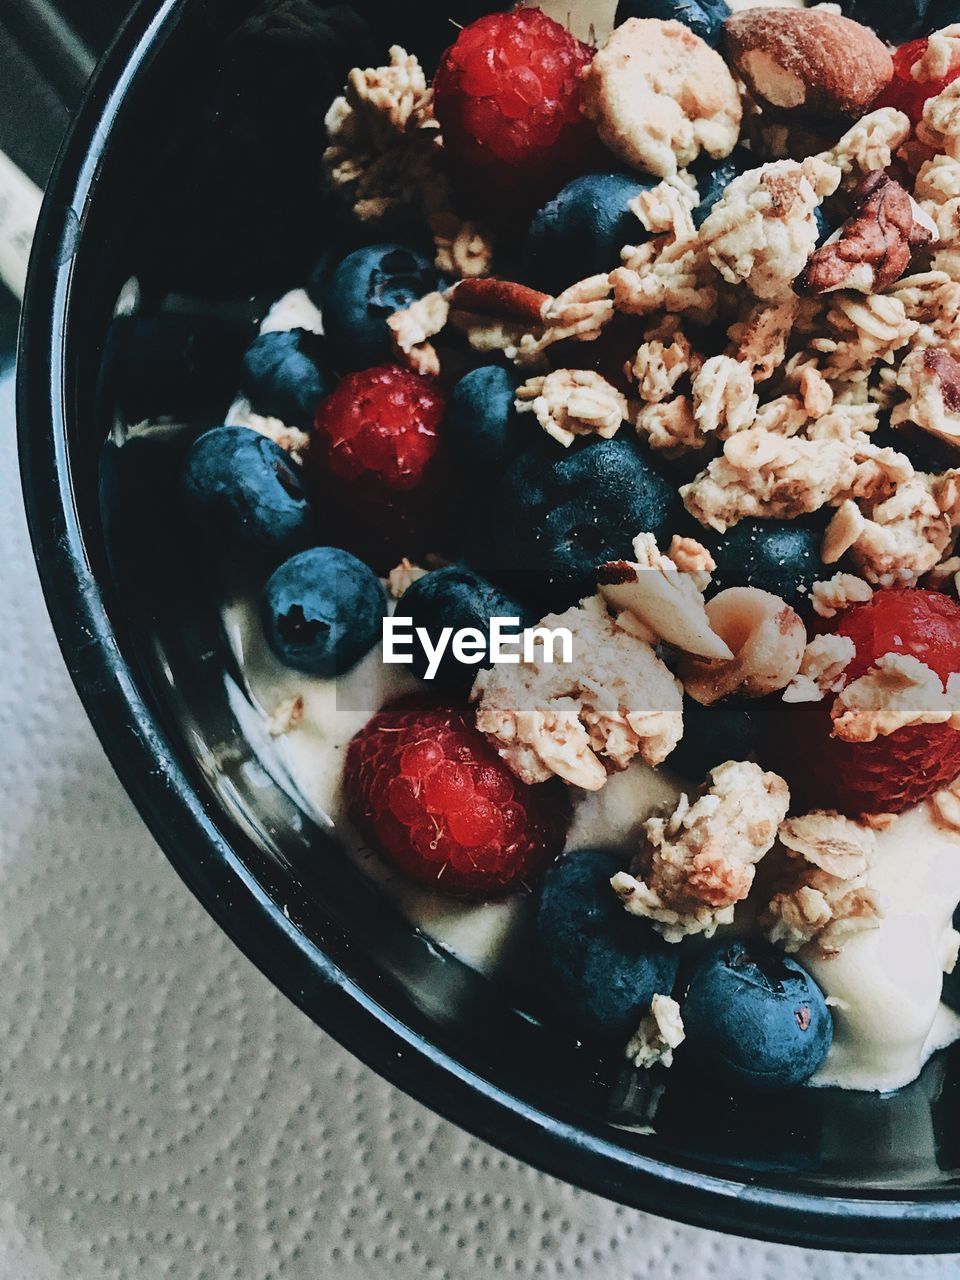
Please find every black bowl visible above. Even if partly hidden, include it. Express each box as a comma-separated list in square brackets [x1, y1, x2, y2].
[17, 0, 960, 1250]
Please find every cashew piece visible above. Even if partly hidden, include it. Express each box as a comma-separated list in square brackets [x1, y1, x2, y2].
[677, 587, 807, 705]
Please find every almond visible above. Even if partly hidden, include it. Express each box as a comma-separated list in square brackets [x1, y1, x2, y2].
[724, 9, 893, 124]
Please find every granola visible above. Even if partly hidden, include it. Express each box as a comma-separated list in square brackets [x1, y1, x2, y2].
[810, 572, 875, 618]
[612, 761, 790, 941]
[625, 994, 686, 1069]
[831, 652, 960, 742]
[515, 369, 627, 448]
[782, 633, 856, 703]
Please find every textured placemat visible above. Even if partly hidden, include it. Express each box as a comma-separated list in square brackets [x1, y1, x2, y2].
[5, 372, 960, 1278]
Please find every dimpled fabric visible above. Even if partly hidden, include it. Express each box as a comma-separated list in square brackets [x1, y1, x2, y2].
[4, 371, 960, 1276]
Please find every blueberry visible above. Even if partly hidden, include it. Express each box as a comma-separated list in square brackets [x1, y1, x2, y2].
[525, 172, 658, 295]
[681, 940, 833, 1091]
[240, 328, 333, 427]
[535, 850, 681, 1040]
[395, 566, 533, 691]
[323, 243, 440, 369]
[261, 546, 385, 676]
[182, 425, 313, 561]
[446, 366, 525, 475]
[490, 437, 679, 605]
[615, 0, 730, 46]
[837, 0, 939, 43]
[707, 518, 827, 609]
[668, 697, 761, 779]
[691, 147, 753, 229]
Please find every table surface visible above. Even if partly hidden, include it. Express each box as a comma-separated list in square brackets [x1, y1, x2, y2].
[7, 371, 960, 1278]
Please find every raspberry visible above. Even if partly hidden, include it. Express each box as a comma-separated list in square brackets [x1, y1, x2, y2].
[774, 589, 960, 817]
[872, 38, 960, 128]
[312, 364, 448, 568]
[433, 9, 596, 198]
[344, 699, 570, 899]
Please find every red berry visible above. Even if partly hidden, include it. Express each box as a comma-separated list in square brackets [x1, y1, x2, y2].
[775, 589, 960, 817]
[433, 9, 596, 197]
[312, 364, 448, 568]
[873, 39, 960, 127]
[344, 699, 570, 899]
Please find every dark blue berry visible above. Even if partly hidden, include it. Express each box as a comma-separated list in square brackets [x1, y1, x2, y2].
[446, 365, 525, 474]
[615, 0, 731, 46]
[707, 518, 827, 609]
[240, 328, 333, 427]
[261, 546, 385, 676]
[182, 425, 313, 561]
[691, 147, 753, 229]
[490, 437, 679, 605]
[322, 243, 440, 369]
[525, 172, 658, 295]
[681, 940, 833, 1091]
[668, 697, 761, 779]
[535, 850, 681, 1040]
[814, 206, 832, 246]
[837, 0, 939, 43]
[395, 566, 533, 691]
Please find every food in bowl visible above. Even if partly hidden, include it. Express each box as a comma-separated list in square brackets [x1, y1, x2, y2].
[177, 0, 960, 1096]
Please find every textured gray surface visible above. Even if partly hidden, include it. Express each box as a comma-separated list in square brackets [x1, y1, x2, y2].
[5, 369, 960, 1277]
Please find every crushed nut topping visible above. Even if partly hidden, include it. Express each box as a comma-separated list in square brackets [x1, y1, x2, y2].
[580, 18, 742, 179]
[471, 595, 683, 791]
[831, 652, 960, 742]
[783, 633, 856, 703]
[699, 158, 841, 301]
[761, 812, 882, 956]
[386, 558, 427, 599]
[678, 586, 806, 705]
[515, 369, 627, 448]
[597, 534, 732, 660]
[387, 290, 449, 377]
[625, 994, 685, 1069]
[612, 761, 790, 942]
[797, 172, 935, 297]
[810, 572, 874, 618]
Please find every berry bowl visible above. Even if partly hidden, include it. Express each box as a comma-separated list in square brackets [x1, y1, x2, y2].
[17, 0, 960, 1250]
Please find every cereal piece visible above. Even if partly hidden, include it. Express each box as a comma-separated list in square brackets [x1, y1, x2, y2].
[635, 396, 705, 454]
[913, 25, 960, 82]
[597, 534, 732, 660]
[831, 652, 960, 742]
[931, 776, 960, 835]
[580, 19, 741, 179]
[892, 347, 960, 447]
[515, 369, 627, 448]
[692, 355, 759, 436]
[387, 290, 449, 377]
[752, 395, 811, 436]
[816, 108, 912, 181]
[625, 994, 685, 1069]
[727, 297, 801, 382]
[224, 400, 311, 463]
[822, 500, 868, 563]
[761, 812, 882, 955]
[782, 633, 856, 703]
[471, 595, 683, 790]
[612, 761, 790, 942]
[668, 534, 715, 589]
[611, 233, 718, 320]
[813, 293, 919, 373]
[838, 471, 960, 585]
[918, 79, 960, 161]
[526, 274, 616, 355]
[627, 328, 700, 404]
[796, 172, 935, 297]
[724, 8, 893, 123]
[699, 158, 841, 301]
[678, 586, 807, 705]
[429, 212, 495, 279]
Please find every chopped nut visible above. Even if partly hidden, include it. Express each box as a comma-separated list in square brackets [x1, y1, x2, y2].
[612, 761, 790, 941]
[700, 158, 841, 301]
[515, 370, 627, 448]
[761, 811, 882, 955]
[892, 347, 960, 447]
[783, 633, 856, 703]
[832, 652, 960, 742]
[387, 558, 427, 599]
[387, 290, 449, 377]
[678, 586, 807, 705]
[597, 533, 732, 660]
[580, 18, 742, 179]
[797, 172, 935, 297]
[692, 355, 759, 436]
[625, 994, 685, 1069]
[811, 571, 874, 618]
[471, 595, 683, 791]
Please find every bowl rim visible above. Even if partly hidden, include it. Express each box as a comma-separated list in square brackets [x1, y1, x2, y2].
[16, 0, 960, 1251]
